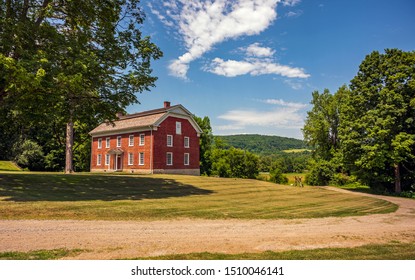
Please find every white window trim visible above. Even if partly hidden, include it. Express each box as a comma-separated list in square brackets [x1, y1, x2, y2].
[128, 153, 134, 165]
[117, 136, 122, 147]
[167, 135, 173, 147]
[166, 152, 173, 166]
[129, 135, 134, 146]
[105, 154, 110, 166]
[176, 121, 182, 135]
[139, 133, 145, 146]
[106, 137, 110, 148]
[97, 154, 102, 166]
[184, 153, 190, 166]
[184, 137, 190, 148]
[139, 152, 145, 166]
[98, 138, 102, 149]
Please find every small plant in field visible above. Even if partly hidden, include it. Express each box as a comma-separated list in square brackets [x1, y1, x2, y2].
[269, 168, 288, 184]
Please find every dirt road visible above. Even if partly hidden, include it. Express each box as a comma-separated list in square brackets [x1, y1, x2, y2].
[1, 187, 415, 259]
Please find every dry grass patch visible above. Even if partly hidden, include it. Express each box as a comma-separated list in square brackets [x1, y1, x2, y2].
[0, 172, 397, 220]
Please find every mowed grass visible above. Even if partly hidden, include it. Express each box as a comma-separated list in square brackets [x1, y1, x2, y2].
[0, 248, 85, 260]
[0, 161, 21, 172]
[138, 242, 415, 260]
[0, 172, 397, 220]
[2, 242, 414, 260]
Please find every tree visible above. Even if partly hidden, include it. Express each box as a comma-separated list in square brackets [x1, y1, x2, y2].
[210, 147, 259, 179]
[193, 115, 214, 175]
[302, 86, 348, 185]
[269, 167, 288, 184]
[340, 49, 415, 192]
[303, 87, 347, 161]
[0, 0, 162, 173]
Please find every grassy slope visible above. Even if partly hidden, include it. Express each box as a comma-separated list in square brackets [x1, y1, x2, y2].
[0, 161, 21, 171]
[0, 172, 397, 220]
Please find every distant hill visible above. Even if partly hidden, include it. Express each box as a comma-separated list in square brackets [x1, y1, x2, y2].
[216, 134, 308, 155]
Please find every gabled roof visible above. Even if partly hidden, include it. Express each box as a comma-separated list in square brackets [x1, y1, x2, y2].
[89, 104, 203, 137]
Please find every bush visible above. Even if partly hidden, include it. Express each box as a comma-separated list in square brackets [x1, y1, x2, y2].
[13, 139, 45, 171]
[269, 168, 288, 184]
[305, 160, 336, 186]
[400, 191, 415, 199]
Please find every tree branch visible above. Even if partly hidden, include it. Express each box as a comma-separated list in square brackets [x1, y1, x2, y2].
[35, 0, 51, 27]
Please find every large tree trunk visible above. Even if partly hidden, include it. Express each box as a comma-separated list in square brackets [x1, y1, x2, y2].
[394, 163, 401, 193]
[65, 118, 74, 174]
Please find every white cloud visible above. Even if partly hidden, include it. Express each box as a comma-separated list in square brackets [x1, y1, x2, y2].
[206, 57, 310, 78]
[283, 79, 304, 90]
[149, 0, 280, 79]
[218, 98, 308, 130]
[285, 10, 303, 18]
[244, 43, 275, 57]
[281, 0, 301, 6]
[263, 98, 307, 109]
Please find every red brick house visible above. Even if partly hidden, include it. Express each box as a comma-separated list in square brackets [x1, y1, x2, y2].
[89, 102, 202, 175]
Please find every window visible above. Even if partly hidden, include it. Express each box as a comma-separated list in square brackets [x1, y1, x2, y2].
[166, 152, 173, 166]
[184, 137, 190, 148]
[139, 134, 145, 146]
[128, 153, 133, 165]
[105, 154, 110, 166]
[98, 138, 102, 149]
[167, 135, 173, 147]
[139, 152, 144, 165]
[117, 136, 122, 147]
[176, 121, 182, 135]
[106, 137, 110, 148]
[184, 153, 189, 166]
[97, 154, 102, 166]
[129, 135, 134, 146]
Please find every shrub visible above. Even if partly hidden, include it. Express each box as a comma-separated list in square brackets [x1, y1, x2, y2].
[13, 139, 45, 171]
[269, 168, 288, 184]
[305, 160, 336, 186]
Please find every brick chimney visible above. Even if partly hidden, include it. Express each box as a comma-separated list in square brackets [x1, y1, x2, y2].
[116, 112, 123, 118]
[164, 101, 171, 108]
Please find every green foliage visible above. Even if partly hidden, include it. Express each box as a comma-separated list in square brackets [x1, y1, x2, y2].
[13, 139, 45, 171]
[193, 115, 214, 175]
[340, 49, 415, 192]
[269, 167, 288, 184]
[216, 134, 307, 155]
[303, 87, 347, 161]
[0, 0, 162, 171]
[305, 160, 336, 186]
[303, 49, 415, 192]
[210, 147, 259, 179]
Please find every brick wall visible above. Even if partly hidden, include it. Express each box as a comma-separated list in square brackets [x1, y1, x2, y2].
[90, 116, 200, 175]
[152, 116, 200, 171]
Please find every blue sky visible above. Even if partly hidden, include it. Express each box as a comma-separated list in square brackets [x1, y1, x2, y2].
[127, 0, 415, 139]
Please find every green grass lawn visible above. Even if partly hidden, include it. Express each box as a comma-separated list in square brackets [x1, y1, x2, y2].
[2, 242, 414, 260]
[0, 172, 397, 220]
[137, 242, 415, 260]
[0, 161, 21, 172]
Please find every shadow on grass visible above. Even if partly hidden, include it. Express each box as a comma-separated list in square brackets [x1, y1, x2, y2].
[341, 187, 376, 195]
[0, 173, 213, 202]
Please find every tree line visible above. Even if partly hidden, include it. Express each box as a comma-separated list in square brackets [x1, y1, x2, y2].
[194, 116, 310, 181]
[303, 49, 415, 193]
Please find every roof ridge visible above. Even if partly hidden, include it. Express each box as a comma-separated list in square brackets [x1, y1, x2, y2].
[120, 104, 182, 120]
